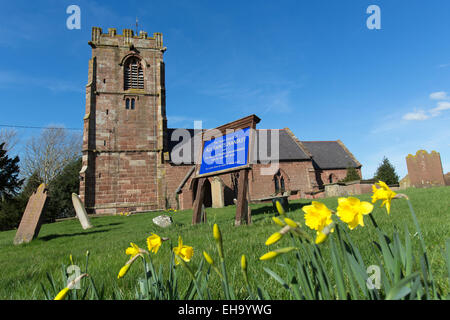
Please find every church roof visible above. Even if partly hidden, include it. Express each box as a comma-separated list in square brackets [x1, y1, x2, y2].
[166, 128, 360, 169]
[301, 140, 361, 169]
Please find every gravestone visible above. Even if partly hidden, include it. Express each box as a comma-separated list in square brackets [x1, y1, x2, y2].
[72, 193, 93, 230]
[406, 150, 445, 188]
[13, 184, 49, 245]
[152, 215, 173, 228]
[211, 177, 225, 208]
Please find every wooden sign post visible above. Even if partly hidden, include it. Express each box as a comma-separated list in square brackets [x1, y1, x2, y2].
[191, 114, 260, 226]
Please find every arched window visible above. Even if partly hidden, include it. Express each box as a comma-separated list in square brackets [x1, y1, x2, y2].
[125, 98, 130, 109]
[131, 98, 135, 110]
[273, 171, 286, 194]
[124, 57, 144, 90]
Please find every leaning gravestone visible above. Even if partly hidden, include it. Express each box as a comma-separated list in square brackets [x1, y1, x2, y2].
[152, 215, 173, 228]
[72, 193, 93, 230]
[13, 184, 49, 245]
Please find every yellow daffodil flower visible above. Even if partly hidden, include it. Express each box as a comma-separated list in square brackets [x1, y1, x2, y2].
[336, 197, 374, 230]
[371, 180, 396, 214]
[125, 242, 141, 258]
[173, 236, 194, 265]
[147, 233, 162, 254]
[302, 201, 333, 233]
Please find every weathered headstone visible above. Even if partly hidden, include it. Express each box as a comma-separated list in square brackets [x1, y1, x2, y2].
[72, 193, 93, 230]
[13, 184, 49, 245]
[152, 215, 173, 228]
[406, 150, 445, 188]
[211, 177, 225, 208]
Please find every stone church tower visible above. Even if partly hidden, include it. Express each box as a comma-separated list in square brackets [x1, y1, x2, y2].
[79, 27, 167, 214]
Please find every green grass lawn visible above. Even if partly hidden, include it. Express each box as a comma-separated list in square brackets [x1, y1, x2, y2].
[0, 186, 449, 299]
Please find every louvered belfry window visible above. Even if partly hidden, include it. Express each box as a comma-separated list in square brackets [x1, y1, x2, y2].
[124, 57, 144, 90]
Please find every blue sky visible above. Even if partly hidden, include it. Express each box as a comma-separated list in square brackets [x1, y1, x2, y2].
[1, 0, 450, 179]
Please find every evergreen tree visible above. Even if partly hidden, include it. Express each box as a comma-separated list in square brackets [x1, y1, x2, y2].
[0, 143, 23, 201]
[373, 157, 400, 185]
[340, 166, 361, 183]
[45, 157, 82, 222]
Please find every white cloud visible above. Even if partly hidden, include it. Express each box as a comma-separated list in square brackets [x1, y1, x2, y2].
[402, 110, 430, 121]
[430, 101, 450, 116]
[429, 91, 448, 100]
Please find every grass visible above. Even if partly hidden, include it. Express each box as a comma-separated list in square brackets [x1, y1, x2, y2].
[0, 186, 449, 299]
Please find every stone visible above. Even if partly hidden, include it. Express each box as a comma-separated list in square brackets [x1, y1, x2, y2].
[13, 184, 49, 245]
[211, 177, 225, 208]
[72, 193, 93, 230]
[152, 215, 173, 228]
[406, 150, 445, 188]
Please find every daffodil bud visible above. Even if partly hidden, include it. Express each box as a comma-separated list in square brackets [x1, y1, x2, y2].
[284, 218, 298, 228]
[203, 251, 214, 265]
[241, 254, 247, 272]
[117, 264, 131, 279]
[265, 232, 282, 246]
[272, 217, 285, 227]
[53, 287, 70, 300]
[275, 200, 285, 215]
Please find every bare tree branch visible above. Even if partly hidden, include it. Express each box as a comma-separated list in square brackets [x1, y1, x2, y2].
[22, 127, 82, 184]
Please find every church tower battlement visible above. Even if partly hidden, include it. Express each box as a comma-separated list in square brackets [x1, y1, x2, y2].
[79, 26, 167, 214]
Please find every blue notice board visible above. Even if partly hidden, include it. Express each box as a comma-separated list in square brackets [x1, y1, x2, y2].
[199, 127, 250, 175]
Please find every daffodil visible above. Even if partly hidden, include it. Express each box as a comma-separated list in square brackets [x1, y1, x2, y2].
[54, 287, 70, 300]
[117, 264, 131, 279]
[54, 273, 88, 300]
[173, 236, 194, 265]
[240, 254, 247, 272]
[272, 216, 285, 227]
[213, 224, 224, 259]
[302, 201, 333, 232]
[265, 232, 283, 246]
[336, 197, 374, 230]
[314, 221, 335, 244]
[203, 251, 214, 265]
[284, 218, 299, 228]
[275, 200, 286, 215]
[259, 247, 296, 261]
[125, 242, 141, 258]
[117, 253, 142, 279]
[147, 233, 162, 254]
[371, 180, 396, 214]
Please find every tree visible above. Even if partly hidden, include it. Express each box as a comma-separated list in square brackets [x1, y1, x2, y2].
[373, 157, 400, 185]
[0, 128, 19, 153]
[45, 157, 82, 222]
[21, 127, 82, 184]
[340, 166, 362, 183]
[0, 142, 24, 201]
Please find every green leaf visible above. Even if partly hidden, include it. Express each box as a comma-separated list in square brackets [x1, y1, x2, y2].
[386, 272, 420, 300]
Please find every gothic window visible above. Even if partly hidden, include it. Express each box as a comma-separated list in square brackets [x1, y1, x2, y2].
[125, 97, 137, 110]
[125, 98, 130, 109]
[273, 170, 287, 194]
[131, 98, 135, 110]
[124, 57, 144, 90]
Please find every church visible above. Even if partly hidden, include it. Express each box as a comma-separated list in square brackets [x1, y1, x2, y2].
[79, 27, 362, 214]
